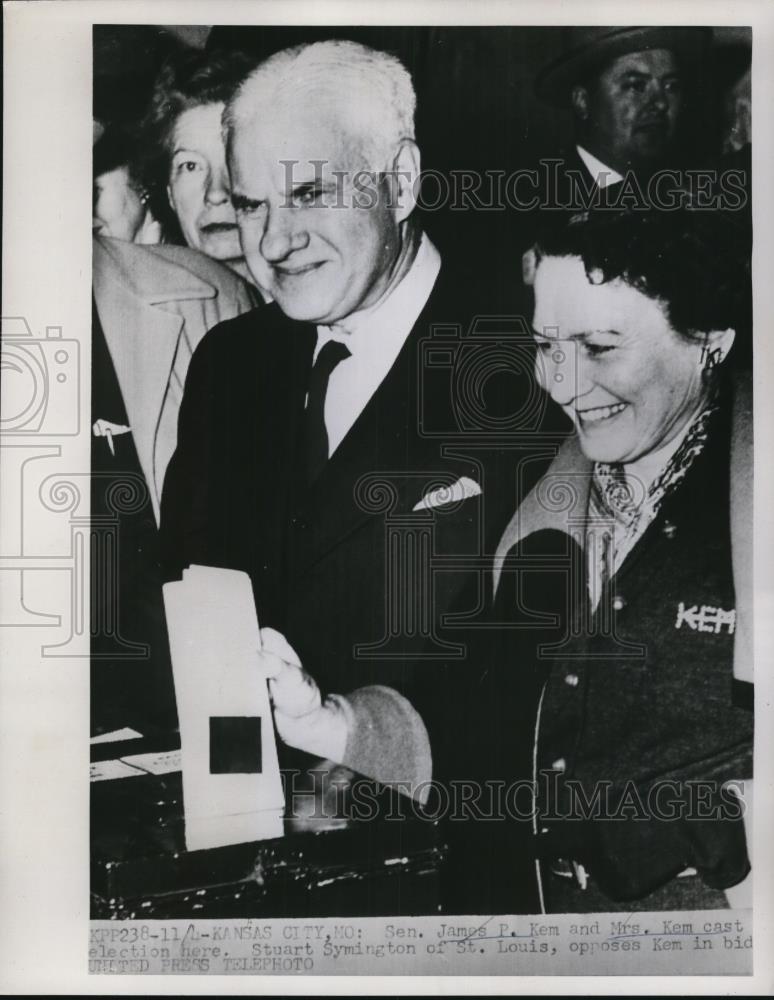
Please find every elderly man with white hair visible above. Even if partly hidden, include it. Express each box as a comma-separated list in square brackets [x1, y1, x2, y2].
[161, 40, 551, 912]
[225, 39, 423, 329]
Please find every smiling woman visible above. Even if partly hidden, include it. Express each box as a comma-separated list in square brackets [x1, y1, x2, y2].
[531, 206, 746, 464]
[492, 205, 753, 912]
[531, 254, 729, 466]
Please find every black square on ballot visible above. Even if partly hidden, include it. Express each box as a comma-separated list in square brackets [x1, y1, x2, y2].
[209, 716, 262, 773]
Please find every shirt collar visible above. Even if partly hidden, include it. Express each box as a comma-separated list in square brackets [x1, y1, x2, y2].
[576, 145, 624, 190]
[314, 233, 441, 361]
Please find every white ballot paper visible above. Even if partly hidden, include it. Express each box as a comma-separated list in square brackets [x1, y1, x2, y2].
[162, 566, 284, 850]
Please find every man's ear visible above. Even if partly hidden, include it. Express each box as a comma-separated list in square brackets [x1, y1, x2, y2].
[571, 85, 590, 121]
[704, 327, 736, 364]
[388, 139, 421, 225]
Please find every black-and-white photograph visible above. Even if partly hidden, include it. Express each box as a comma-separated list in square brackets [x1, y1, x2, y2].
[89, 15, 753, 919]
[2, 2, 771, 989]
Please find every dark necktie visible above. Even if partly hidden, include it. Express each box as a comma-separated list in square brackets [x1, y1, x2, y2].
[305, 338, 351, 484]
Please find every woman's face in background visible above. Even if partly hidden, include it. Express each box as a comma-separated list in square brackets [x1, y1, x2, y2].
[532, 255, 709, 465]
[166, 102, 246, 273]
[93, 166, 146, 241]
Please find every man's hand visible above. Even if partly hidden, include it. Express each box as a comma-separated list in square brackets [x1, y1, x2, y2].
[259, 627, 349, 762]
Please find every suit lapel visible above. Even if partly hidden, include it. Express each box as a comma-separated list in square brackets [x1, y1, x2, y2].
[94, 270, 182, 512]
[493, 433, 591, 596]
[92, 237, 221, 517]
[288, 273, 474, 577]
[265, 310, 316, 484]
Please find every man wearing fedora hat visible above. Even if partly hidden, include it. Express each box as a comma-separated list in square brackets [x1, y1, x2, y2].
[535, 26, 711, 188]
[528, 26, 751, 364]
[502, 27, 716, 270]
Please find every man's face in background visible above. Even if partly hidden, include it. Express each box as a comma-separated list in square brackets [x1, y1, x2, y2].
[230, 104, 404, 327]
[575, 48, 685, 172]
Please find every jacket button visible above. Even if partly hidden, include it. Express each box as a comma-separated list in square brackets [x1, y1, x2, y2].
[662, 520, 677, 539]
[551, 757, 566, 773]
[613, 595, 626, 612]
[564, 673, 579, 687]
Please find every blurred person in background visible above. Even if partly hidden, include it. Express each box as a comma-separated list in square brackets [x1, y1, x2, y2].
[93, 122, 162, 244]
[91, 232, 258, 737]
[533, 26, 711, 191]
[91, 29, 264, 741]
[93, 25, 183, 244]
[507, 27, 714, 278]
[711, 27, 752, 156]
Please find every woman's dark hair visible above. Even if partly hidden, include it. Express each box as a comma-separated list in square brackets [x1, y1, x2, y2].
[533, 206, 751, 360]
[93, 124, 145, 186]
[137, 48, 256, 239]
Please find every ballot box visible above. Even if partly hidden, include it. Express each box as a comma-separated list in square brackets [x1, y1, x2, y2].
[90, 746, 447, 919]
[91, 566, 446, 917]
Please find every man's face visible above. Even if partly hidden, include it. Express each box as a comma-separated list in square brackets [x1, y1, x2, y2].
[581, 48, 684, 169]
[229, 105, 402, 325]
[532, 255, 704, 465]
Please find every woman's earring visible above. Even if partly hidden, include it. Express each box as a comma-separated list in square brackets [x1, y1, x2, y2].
[700, 345, 723, 372]
[700, 345, 723, 386]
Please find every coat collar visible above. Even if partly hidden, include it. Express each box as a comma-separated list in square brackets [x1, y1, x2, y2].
[93, 236, 219, 305]
[92, 237, 219, 517]
[493, 433, 591, 596]
[493, 372, 753, 660]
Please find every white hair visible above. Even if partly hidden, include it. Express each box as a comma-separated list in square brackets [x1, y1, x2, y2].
[224, 39, 416, 169]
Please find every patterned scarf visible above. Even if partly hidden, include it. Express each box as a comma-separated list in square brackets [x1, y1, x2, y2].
[586, 396, 719, 606]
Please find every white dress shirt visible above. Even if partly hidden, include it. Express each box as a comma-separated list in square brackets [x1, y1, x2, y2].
[312, 233, 442, 457]
[576, 145, 624, 190]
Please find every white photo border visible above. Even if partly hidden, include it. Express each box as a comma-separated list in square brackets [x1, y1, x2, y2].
[2, 0, 773, 993]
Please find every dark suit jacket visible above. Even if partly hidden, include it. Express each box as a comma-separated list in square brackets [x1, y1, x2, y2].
[161, 262, 560, 693]
[160, 260, 566, 913]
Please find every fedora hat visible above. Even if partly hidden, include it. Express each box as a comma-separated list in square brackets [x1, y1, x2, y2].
[535, 26, 712, 108]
